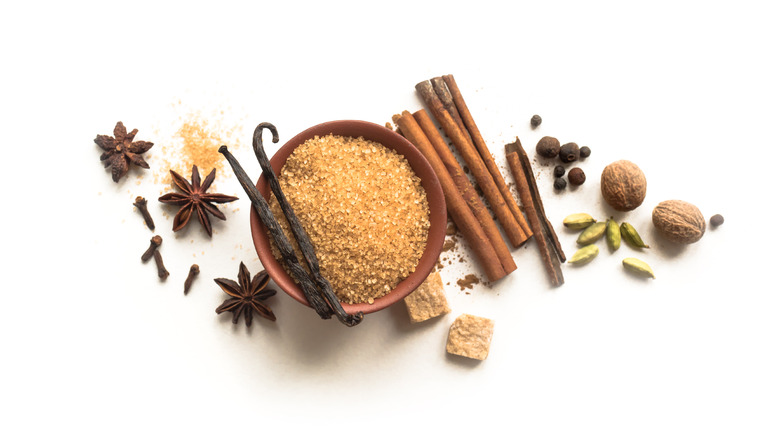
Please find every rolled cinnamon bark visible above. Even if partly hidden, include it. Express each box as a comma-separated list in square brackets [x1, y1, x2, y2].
[506, 139, 565, 287]
[442, 74, 534, 239]
[394, 111, 507, 282]
[416, 80, 528, 248]
[412, 109, 516, 275]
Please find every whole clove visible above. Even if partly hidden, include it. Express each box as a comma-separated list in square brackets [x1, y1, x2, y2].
[153, 249, 169, 280]
[133, 196, 155, 230]
[183, 264, 200, 294]
[141, 235, 163, 262]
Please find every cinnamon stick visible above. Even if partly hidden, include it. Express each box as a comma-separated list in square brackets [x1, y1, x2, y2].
[430, 77, 471, 145]
[412, 109, 516, 274]
[416, 80, 529, 248]
[394, 111, 507, 282]
[441, 74, 534, 239]
[506, 138, 565, 287]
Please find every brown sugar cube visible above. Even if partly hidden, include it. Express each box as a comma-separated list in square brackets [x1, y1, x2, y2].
[446, 314, 495, 360]
[404, 271, 450, 323]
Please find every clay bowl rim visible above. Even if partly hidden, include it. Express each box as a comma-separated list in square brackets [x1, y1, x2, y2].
[250, 119, 446, 316]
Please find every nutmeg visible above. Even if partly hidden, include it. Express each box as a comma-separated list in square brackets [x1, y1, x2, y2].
[600, 160, 647, 211]
[652, 200, 706, 244]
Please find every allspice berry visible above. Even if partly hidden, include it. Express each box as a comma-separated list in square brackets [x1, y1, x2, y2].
[600, 160, 647, 211]
[530, 114, 542, 129]
[536, 136, 560, 159]
[568, 167, 586, 185]
[559, 142, 579, 163]
[579, 146, 591, 159]
[652, 200, 706, 244]
[553, 165, 565, 178]
[710, 214, 724, 227]
[553, 177, 567, 190]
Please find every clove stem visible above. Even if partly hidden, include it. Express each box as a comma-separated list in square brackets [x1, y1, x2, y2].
[183, 264, 199, 294]
[141, 235, 162, 262]
[133, 196, 155, 230]
[153, 249, 169, 280]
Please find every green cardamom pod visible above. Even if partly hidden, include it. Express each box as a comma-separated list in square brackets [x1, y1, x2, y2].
[620, 222, 650, 248]
[606, 218, 621, 251]
[563, 213, 596, 230]
[576, 221, 607, 245]
[622, 257, 656, 278]
[569, 244, 599, 264]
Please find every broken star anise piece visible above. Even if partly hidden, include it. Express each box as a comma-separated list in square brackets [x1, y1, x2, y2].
[158, 165, 238, 237]
[94, 121, 154, 182]
[215, 262, 276, 326]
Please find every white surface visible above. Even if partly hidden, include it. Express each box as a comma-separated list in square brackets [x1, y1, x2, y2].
[2, 1, 778, 437]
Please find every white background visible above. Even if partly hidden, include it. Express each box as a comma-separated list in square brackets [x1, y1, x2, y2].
[2, 1, 778, 437]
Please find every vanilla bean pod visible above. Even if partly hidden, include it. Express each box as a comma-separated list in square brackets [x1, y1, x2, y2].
[251, 123, 363, 327]
[218, 145, 335, 322]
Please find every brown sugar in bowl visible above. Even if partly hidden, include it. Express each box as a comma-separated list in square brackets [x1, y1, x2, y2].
[250, 120, 447, 316]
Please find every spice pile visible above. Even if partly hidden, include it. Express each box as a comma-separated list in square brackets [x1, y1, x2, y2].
[268, 134, 430, 305]
[153, 109, 243, 187]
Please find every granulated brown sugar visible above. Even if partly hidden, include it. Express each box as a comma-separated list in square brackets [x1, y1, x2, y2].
[269, 134, 430, 304]
[153, 108, 242, 188]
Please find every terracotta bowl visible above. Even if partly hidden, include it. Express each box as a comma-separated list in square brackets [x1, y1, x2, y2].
[250, 120, 446, 316]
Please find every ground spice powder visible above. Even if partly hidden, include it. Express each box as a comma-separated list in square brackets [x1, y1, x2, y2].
[269, 134, 430, 304]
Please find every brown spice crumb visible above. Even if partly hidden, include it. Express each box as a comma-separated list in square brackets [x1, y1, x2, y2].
[269, 134, 430, 305]
[445, 222, 458, 236]
[442, 239, 456, 252]
[457, 274, 480, 290]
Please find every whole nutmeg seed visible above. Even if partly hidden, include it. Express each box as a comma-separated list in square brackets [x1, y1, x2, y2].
[568, 167, 586, 185]
[559, 142, 579, 163]
[536, 136, 560, 159]
[600, 160, 647, 211]
[652, 200, 706, 244]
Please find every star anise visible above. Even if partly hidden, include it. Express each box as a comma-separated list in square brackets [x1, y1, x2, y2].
[215, 262, 276, 326]
[94, 121, 154, 182]
[158, 165, 238, 237]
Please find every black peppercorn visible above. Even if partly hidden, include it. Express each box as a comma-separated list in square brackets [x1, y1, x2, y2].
[530, 114, 542, 129]
[559, 142, 579, 163]
[553, 177, 567, 190]
[568, 167, 586, 185]
[710, 214, 724, 227]
[536, 136, 560, 159]
[553, 165, 565, 178]
[579, 146, 591, 159]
